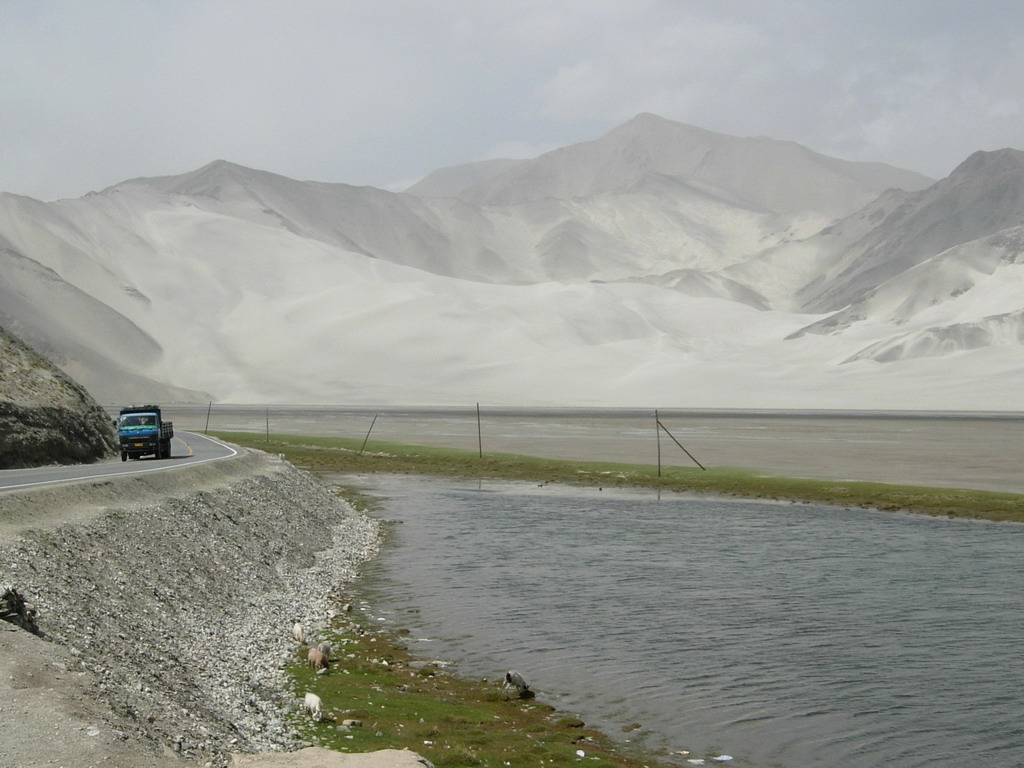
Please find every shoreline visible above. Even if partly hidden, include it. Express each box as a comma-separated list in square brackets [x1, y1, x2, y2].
[322, 467, 1024, 768]
[162, 405, 1024, 496]
[287, 586, 692, 768]
[213, 431, 1024, 523]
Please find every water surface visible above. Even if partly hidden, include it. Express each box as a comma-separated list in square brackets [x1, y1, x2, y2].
[344, 474, 1024, 768]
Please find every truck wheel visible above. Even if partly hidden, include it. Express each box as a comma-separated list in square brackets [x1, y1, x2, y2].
[163, 438, 171, 458]
[121, 451, 127, 462]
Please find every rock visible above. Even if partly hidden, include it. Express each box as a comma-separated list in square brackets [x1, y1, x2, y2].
[0, 324, 118, 468]
[0, 585, 40, 634]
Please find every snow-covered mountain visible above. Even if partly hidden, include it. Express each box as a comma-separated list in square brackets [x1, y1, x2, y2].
[1, 114, 1022, 410]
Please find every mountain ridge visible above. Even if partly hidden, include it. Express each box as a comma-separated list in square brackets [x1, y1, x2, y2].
[442, 113, 933, 216]
[795, 147, 1024, 312]
[1, 114, 1021, 410]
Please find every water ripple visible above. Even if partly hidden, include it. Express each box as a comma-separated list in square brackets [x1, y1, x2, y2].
[354, 475, 1024, 768]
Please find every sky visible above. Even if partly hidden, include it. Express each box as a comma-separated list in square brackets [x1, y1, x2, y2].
[2, 0, 1024, 201]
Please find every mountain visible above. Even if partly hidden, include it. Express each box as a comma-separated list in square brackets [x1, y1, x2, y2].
[794, 148, 1024, 313]
[0, 114, 1022, 410]
[405, 158, 526, 197]
[448, 113, 932, 215]
[0, 195, 210, 405]
[789, 222, 1024, 357]
[778, 150, 1024, 370]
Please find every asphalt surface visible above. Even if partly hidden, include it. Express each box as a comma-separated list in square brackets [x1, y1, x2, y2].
[0, 431, 238, 492]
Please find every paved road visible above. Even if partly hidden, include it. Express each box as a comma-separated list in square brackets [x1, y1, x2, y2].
[0, 431, 238, 492]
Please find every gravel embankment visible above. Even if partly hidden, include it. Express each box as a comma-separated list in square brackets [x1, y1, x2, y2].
[0, 448, 383, 767]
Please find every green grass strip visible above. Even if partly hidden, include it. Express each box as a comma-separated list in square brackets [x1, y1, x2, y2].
[213, 431, 1024, 522]
[287, 613, 683, 768]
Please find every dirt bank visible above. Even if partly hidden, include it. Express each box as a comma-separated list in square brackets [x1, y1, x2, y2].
[0, 448, 385, 768]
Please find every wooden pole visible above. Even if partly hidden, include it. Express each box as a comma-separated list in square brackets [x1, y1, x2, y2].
[655, 409, 662, 477]
[477, 402, 483, 458]
[359, 414, 378, 453]
[204, 401, 212, 434]
[265, 408, 270, 443]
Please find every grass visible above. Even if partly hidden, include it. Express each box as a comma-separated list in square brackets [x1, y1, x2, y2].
[288, 608, 695, 768]
[212, 431, 1024, 523]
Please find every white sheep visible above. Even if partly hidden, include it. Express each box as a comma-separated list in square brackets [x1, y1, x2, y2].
[307, 647, 329, 672]
[303, 691, 323, 722]
[502, 670, 531, 698]
[293, 622, 305, 644]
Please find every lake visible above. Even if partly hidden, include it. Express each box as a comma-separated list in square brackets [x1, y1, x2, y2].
[159, 405, 1024, 765]
[345, 473, 1024, 768]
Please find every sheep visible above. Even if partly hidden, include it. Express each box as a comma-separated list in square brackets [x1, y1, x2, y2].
[307, 647, 329, 672]
[317, 640, 332, 659]
[293, 622, 305, 644]
[502, 669, 532, 698]
[303, 692, 323, 722]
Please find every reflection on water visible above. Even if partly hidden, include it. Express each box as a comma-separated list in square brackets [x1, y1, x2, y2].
[344, 474, 1024, 768]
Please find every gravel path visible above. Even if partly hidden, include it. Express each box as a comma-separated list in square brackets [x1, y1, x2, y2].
[0, 449, 389, 768]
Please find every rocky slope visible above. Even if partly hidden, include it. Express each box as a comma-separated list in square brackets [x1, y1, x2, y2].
[0, 448, 382, 767]
[0, 323, 118, 468]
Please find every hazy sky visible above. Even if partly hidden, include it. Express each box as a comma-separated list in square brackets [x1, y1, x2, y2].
[3, 1, 1023, 200]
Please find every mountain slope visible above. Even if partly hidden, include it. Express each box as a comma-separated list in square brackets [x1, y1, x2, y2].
[1, 114, 1022, 410]
[117, 110, 934, 287]
[724, 188, 916, 311]
[796, 149, 1024, 312]
[456, 113, 933, 216]
[114, 157, 817, 285]
[0, 194, 211, 405]
[405, 158, 526, 197]
[790, 225, 1024, 360]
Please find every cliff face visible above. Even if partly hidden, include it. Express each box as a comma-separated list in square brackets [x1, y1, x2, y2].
[0, 324, 117, 468]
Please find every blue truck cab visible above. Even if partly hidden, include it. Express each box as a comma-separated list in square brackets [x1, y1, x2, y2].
[117, 405, 173, 461]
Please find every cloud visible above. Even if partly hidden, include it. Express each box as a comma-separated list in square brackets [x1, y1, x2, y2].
[532, 12, 770, 128]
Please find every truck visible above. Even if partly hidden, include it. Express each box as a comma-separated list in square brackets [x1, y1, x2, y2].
[117, 405, 173, 461]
